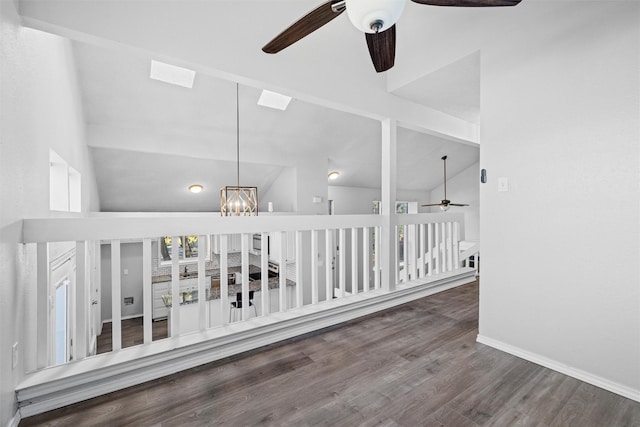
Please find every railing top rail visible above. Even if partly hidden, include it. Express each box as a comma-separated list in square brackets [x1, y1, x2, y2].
[391, 212, 464, 226]
[22, 214, 382, 243]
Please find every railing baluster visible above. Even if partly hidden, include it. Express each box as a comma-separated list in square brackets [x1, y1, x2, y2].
[197, 235, 207, 329]
[295, 231, 303, 308]
[261, 232, 269, 316]
[395, 226, 400, 284]
[170, 236, 180, 336]
[447, 222, 453, 272]
[351, 228, 358, 295]
[279, 231, 286, 311]
[374, 226, 381, 289]
[311, 229, 319, 304]
[453, 223, 460, 270]
[36, 242, 48, 368]
[433, 222, 441, 274]
[241, 233, 250, 321]
[362, 227, 369, 293]
[220, 235, 229, 325]
[142, 238, 152, 344]
[75, 240, 87, 361]
[111, 239, 122, 351]
[418, 224, 425, 279]
[325, 229, 333, 301]
[339, 228, 346, 298]
[409, 224, 417, 281]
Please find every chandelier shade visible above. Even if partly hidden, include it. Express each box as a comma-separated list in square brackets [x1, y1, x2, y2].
[220, 186, 258, 216]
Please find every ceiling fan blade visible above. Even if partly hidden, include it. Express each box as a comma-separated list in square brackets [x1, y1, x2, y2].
[365, 25, 396, 73]
[421, 203, 444, 207]
[262, 1, 345, 54]
[449, 203, 470, 206]
[411, 0, 521, 6]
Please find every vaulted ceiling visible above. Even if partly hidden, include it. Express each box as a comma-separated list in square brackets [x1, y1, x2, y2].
[15, 0, 530, 211]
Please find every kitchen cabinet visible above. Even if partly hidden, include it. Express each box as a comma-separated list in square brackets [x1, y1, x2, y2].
[212, 234, 243, 254]
[152, 277, 200, 320]
[269, 231, 296, 263]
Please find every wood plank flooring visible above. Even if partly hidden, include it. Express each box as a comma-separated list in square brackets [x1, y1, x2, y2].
[97, 318, 167, 354]
[21, 281, 640, 426]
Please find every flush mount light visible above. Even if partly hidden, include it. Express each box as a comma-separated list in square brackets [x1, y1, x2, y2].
[328, 171, 340, 180]
[150, 60, 196, 88]
[257, 90, 292, 111]
[188, 184, 204, 194]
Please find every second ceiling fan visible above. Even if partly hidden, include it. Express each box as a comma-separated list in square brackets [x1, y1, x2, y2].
[422, 155, 469, 211]
[262, 0, 522, 73]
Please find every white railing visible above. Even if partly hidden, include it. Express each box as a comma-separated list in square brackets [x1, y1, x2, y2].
[21, 212, 474, 371]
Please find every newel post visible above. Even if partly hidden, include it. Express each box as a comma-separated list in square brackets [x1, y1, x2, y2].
[381, 118, 397, 292]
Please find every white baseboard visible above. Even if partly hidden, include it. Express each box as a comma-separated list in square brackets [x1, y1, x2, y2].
[476, 334, 640, 403]
[7, 410, 21, 427]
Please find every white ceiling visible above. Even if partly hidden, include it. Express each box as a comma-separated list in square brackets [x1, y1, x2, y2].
[72, 40, 479, 211]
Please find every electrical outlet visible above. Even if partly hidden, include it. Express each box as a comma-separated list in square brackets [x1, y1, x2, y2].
[123, 268, 129, 275]
[12, 342, 18, 369]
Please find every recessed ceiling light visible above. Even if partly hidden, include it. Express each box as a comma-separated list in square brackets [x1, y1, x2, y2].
[150, 60, 196, 88]
[328, 171, 340, 180]
[257, 90, 292, 110]
[188, 184, 204, 193]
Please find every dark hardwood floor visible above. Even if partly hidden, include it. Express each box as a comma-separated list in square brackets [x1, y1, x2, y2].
[97, 317, 168, 354]
[22, 281, 640, 426]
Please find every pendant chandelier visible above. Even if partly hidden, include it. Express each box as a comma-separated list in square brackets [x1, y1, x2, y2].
[220, 83, 258, 216]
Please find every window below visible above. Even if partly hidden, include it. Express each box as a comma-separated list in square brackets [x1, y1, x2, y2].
[159, 235, 210, 265]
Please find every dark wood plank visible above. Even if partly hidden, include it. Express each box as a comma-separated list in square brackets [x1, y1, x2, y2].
[21, 281, 640, 427]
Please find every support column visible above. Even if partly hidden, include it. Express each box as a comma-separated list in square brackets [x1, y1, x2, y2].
[381, 118, 397, 292]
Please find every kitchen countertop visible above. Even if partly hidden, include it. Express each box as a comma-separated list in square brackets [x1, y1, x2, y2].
[156, 265, 295, 306]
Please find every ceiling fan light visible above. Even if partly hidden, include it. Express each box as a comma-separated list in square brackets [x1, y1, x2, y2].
[347, 0, 406, 34]
[440, 204, 450, 212]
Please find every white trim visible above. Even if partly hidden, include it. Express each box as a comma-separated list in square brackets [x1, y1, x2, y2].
[476, 334, 640, 403]
[7, 410, 21, 427]
[17, 271, 475, 417]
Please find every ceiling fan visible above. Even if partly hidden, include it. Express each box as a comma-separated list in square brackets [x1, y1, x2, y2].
[422, 155, 469, 211]
[262, 0, 522, 73]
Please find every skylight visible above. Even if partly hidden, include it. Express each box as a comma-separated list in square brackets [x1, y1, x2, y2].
[149, 60, 196, 88]
[257, 90, 292, 110]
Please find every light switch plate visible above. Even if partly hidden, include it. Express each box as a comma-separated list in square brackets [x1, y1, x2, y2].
[498, 177, 509, 192]
[123, 269, 129, 275]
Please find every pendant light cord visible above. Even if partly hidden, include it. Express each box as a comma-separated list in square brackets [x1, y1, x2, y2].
[236, 82, 240, 188]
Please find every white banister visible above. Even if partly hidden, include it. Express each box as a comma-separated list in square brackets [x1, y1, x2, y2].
[374, 226, 381, 290]
[351, 228, 358, 295]
[418, 224, 425, 279]
[362, 227, 369, 293]
[142, 238, 152, 344]
[241, 233, 250, 321]
[220, 235, 229, 326]
[260, 232, 269, 316]
[295, 231, 303, 309]
[111, 240, 122, 351]
[325, 229, 333, 301]
[170, 236, 180, 336]
[75, 241, 87, 361]
[338, 228, 346, 298]
[311, 229, 319, 304]
[197, 235, 206, 330]
[278, 231, 286, 312]
[36, 243, 48, 369]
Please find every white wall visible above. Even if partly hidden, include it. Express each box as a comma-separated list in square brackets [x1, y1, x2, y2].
[329, 186, 431, 215]
[260, 167, 296, 213]
[480, 1, 639, 398]
[0, 2, 100, 423]
[427, 162, 479, 241]
[100, 243, 144, 321]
